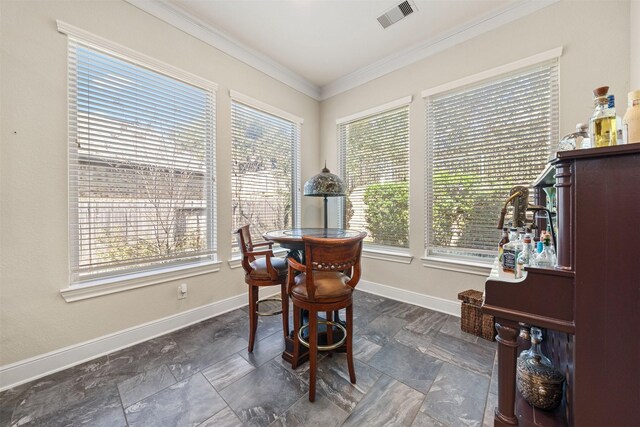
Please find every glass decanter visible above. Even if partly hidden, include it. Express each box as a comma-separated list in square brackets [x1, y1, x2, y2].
[516, 327, 565, 410]
[558, 123, 589, 151]
[519, 327, 551, 364]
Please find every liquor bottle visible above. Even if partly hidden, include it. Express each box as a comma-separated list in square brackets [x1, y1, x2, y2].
[524, 228, 535, 254]
[535, 232, 556, 268]
[502, 228, 521, 274]
[516, 234, 533, 278]
[502, 239, 516, 274]
[509, 227, 519, 243]
[623, 89, 640, 144]
[498, 228, 509, 263]
[518, 229, 526, 249]
[514, 229, 524, 261]
[589, 86, 617, 147]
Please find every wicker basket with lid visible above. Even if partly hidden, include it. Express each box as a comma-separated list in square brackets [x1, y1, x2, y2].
[457, 289, 495, 341]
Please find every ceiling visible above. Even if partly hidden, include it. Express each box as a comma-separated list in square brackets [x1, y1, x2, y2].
[127, 0, 557, 100]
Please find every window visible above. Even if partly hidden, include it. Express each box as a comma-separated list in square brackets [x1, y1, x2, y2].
[66, 31, 217, 285]
[424, 56, 559, 263]
[231, 92, 301, 247]
[338, 98, 411, 249]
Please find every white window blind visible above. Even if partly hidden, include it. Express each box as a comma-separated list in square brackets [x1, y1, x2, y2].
[67, 37, 216, 284]
[425, 59, 559, 262]
[338, 104, 410, 248]
[231, 99, 301, 247]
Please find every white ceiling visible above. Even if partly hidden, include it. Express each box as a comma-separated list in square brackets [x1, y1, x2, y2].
[127, 0, 557, 100]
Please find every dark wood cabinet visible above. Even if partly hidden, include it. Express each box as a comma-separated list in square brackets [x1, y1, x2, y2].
[482, 144, 640, 427]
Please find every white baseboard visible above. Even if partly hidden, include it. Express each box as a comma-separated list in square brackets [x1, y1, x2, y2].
[358, 280, 461, 317]
[0, 293, 247, 392]
[1, 283, 459, 391]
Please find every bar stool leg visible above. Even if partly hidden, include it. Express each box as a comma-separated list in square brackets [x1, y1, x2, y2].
[248, 285, 259, 353]
[326, 311, 333, 358]
[309, 309, 318, 402]
[281, 284, 289, 341]
[346, 303, 356, 384]
[291, 303, 301, 369]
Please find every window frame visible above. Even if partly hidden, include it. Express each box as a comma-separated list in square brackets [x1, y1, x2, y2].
[59, 21, 220, 300]
[337, 96, 412, 257]
[421, 47, 562, 268]
[229, 90, 302, 256]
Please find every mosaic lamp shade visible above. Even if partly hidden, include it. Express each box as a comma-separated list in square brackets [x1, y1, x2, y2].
[303, 163, 345, 228]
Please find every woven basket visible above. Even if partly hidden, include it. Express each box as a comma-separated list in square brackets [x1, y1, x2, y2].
[458, 289, 495, 341]
[481, 311, 496, 341]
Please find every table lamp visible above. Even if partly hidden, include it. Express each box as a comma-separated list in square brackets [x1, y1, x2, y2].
[303, 162, 346, 229]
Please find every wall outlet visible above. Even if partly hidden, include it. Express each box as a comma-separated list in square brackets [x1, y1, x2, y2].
[178, 283, 187, 300]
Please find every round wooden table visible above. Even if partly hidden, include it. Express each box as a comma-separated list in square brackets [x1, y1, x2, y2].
[263, 228, 363, 251]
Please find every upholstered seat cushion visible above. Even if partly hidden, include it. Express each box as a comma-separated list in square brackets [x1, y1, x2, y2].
[249, 256, 287, 278]
[291, 271, 352, 300]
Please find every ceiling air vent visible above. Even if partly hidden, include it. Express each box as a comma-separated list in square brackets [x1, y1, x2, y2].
[377, 0, 417, 29]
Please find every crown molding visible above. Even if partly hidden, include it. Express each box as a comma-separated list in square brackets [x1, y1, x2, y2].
[125, 0, 322, 100]
[320, 0, 560, 100]
[125, 0, 558, 102]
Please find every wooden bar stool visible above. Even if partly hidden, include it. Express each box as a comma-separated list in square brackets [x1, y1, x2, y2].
[236, 225, 288, 353]
[287, 231, 367, 401]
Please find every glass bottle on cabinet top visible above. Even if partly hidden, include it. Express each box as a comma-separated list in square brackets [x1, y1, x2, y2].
[624, 89, 640, 144]
[590, 86, 617, 147]
[558, 123, 589, 151]
[502, 228, 521, 273]
[516, 233, 533, 278]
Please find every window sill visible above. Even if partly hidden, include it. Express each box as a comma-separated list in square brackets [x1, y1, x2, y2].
[421, 256, 492, 276]
[61, 260, 222, 302]
[228, 256, 243, 270]
[362, 247, 413, 264]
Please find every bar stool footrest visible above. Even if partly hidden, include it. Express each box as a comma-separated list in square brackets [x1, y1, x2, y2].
[256, 297, 283, 316]
[297, 320, 347, 351]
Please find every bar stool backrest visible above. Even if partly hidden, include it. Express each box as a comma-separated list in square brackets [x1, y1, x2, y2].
[301, 231, 367, 300]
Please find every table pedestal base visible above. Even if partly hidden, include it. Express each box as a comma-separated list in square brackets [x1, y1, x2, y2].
[282, 334, 308, 365]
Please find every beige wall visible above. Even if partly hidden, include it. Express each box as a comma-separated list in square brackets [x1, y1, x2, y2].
[632, 0, 640, 90]
[0, 0, 631, 369]
[320, 0, 630, 301]
[0, 0, 319, 366]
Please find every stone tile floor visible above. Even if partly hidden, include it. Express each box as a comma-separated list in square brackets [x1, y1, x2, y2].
[0, 290, 498, 427]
